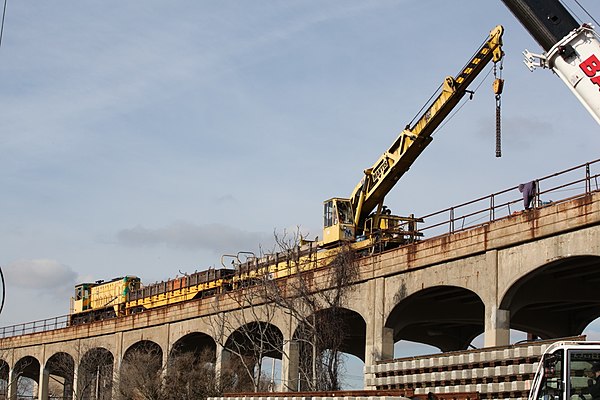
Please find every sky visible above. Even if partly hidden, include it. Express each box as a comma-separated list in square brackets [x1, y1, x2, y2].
[1, 0, 600, 380]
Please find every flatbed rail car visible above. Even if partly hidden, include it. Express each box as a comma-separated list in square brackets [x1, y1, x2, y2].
[126, 267, 235, 313]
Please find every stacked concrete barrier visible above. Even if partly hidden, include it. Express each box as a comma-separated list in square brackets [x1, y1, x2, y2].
[211, 389, 479, 400]
[366, 338, 583, 400]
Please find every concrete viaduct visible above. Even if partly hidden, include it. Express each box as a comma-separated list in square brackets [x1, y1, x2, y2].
[1, 189, 600, 399]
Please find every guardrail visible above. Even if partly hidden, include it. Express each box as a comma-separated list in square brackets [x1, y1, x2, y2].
[418, 158, 600, 238]
[0, 159, 599, 339]
[0, 315, 69, 339]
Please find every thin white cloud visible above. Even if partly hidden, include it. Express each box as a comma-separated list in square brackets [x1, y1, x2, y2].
[3, 259, 77, 290]
[116, 221, 270, 254]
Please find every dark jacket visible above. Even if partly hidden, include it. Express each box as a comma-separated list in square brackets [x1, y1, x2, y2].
[589, 376, 600, 400]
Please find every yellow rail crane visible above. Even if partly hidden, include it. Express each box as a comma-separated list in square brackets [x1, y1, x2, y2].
[322, 25, 504, 251]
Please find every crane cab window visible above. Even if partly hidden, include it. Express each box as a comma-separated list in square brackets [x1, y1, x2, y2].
[324, 200, 334, 228]
[336, 200, 354, 224]
[324, 199, 354, 228]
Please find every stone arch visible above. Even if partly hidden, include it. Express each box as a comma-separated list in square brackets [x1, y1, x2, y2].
[225, 321, 283, 360]
[0, 359, 7, 399]
[45, 352, 74, 399]
[385, 285, 485, 352]
[292, 307, 366, 361]
[170, 332, 217, 363]
[120, 340, 163, 399]
[13, 355, 40, 398]
[78, 347, 114, 400]
[292, 307, 366, 390]
[224, 321, 283, 391]
[500, 255, 600, 339]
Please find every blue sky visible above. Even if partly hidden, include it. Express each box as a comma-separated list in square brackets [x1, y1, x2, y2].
[1, 0, 600, 379]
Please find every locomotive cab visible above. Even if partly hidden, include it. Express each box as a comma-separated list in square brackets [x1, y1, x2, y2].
[72, 283, 96, 314]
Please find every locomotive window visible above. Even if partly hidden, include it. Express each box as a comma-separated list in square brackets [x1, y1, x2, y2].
[76, 287, 82, 300]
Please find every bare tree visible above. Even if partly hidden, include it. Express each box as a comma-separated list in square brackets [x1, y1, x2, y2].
[261, 230, 359, 391]
[116, 342, 231, 400]
[37, 344, 113, 400]
[208, 281, 283, 393]
[118, 342, 163, 400]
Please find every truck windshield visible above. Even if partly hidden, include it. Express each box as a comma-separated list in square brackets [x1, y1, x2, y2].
[568, 350, 600, 400]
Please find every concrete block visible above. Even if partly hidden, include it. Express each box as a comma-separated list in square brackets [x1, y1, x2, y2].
[481, 351, 493, 362]
[468, 352, 480, 363]
[483, 366, 495, 378]
[461, 369, 471, 380]
[464, 384, 477, 392]
[503, 348, 514, 360]
[439, 371, 452, 381]
[472, 367, 484, 378]
[492, 350, 504, 361]
[393, 361, 402, 371]
[520, 362, 537, 374]
[511, 380, 527, 391]
[514, 346, 527, 358]
[439, 356, 450, 367]
[421, 372, 431, 383]
[527, 345, 541, 357]
[495, 365, 508, 376]
[506, 364, 518, 375]
[498, 381, 510, 393]
[488, 383, 500, 393]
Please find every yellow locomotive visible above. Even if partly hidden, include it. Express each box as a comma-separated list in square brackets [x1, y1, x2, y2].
[69, 269, 236, 325]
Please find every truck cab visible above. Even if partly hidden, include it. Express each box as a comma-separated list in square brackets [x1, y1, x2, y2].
[531, 342, 600, 400]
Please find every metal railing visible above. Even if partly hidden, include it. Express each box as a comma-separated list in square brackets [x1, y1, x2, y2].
[0, 159, 599, 339]
[417, 158, 600, 239]
[0, 315, 69, 338]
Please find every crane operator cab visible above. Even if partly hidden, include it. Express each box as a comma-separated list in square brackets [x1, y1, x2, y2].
[323, 198, 355, 245]
[530, 341, 600, 400]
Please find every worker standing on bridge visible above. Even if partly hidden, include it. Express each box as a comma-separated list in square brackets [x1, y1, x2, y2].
[518, 181, 537, 210]
[588, 362, 600, 400]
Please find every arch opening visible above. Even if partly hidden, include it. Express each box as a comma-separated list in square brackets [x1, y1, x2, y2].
[78, 347, 114, 400]
[292, 308, 366, 391]
[501, 255, 600, 339]
[46, 352, 75, 399]
[386, 285, 485, 355]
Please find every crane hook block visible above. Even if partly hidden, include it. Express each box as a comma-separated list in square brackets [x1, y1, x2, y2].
[493, 78, 504, 95]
